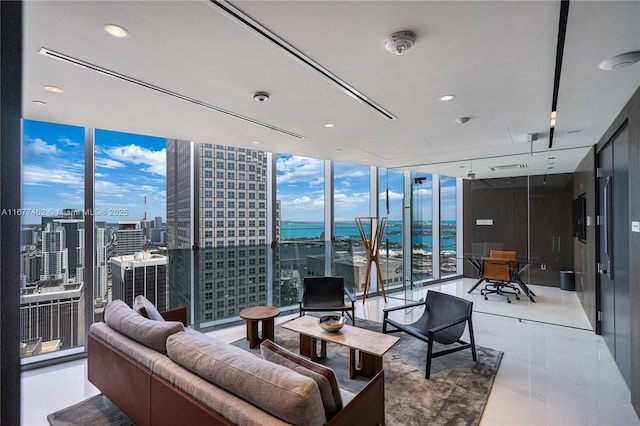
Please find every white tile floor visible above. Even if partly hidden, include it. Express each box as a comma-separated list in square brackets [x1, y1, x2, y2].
[21, 278, 640, 425]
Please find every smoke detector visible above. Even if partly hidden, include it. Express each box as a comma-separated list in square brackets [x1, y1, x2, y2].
[599, 51, 640, 70]
[253, 92, 270, 102]
[385, 31, 416, 55]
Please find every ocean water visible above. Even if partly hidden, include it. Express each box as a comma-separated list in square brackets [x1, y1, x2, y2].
[280, 220, 456, 251]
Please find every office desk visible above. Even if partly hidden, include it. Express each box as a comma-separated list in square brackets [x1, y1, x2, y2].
[464, 255, 536, 302]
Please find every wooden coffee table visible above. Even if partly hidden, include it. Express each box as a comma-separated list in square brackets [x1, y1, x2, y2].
[239, 306, 280, 349]
[282, 315, 399, 379]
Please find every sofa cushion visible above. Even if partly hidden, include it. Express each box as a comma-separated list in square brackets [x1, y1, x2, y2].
[166, 331, 326, 426]
[105, 299, 183, 354]
[133, 295, 164, 321]
[261, 339, 343, 418]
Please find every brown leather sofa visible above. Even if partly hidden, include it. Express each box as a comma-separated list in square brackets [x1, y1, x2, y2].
[88, 300, 385, 426]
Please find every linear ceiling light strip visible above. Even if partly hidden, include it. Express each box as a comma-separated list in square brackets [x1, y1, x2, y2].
[549, 0, 570, 149]
[38, 47, 304, 139]
[209, 0, 397, 121]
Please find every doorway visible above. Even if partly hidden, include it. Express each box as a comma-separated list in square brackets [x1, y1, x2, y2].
[598, 124, 630, 386]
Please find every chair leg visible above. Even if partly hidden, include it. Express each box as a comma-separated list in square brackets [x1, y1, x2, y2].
[468, 318, 477, 362]
[425, 338, 434, 379]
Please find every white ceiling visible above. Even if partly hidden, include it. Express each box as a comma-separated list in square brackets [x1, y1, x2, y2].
[22, 1, 640, 179]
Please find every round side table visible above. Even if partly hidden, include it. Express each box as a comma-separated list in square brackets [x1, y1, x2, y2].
[239, 306, 280, 349]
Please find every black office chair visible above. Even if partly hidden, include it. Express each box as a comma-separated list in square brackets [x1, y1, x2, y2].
[298, 276, 356, 326]
[382, 290, 477, 379]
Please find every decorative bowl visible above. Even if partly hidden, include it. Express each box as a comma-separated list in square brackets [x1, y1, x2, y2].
[319, 315, 346, 332]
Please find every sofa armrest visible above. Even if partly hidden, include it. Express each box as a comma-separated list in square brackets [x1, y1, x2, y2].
[161, 307, 188, 326]
[328, 371, 385, 425]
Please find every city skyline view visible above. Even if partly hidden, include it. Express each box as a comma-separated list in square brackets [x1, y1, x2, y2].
[22, 120, 166, 225]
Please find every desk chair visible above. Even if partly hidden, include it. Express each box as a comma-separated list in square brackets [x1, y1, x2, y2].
[480, 250, 521, 303]
[298, 276, 356, 326]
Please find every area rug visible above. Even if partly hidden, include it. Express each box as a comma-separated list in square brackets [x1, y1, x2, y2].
[232, 318, 503, 426]
[47, 393, 134, 426]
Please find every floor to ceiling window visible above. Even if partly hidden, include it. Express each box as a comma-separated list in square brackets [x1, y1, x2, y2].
[94, 129, 167, 322]
[18, 120, 465, 364]
[20, 120, 85, 360]
[411, 172, 433, 283]
[275, 154, 325, 307]
[440, 175, 457, 276]
[333, 162, 371, 295]
[378, 168, 405, 293]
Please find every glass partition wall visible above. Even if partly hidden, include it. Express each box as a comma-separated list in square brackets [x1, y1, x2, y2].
[402, 146, 591, 327]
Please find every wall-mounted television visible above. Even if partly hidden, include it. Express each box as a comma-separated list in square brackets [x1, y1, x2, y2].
[572, 194, 587, 242]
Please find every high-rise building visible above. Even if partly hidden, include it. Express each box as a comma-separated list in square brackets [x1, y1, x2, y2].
[114, 221, 143, 256]
[19, 282, 85, 356]
[40, 217, 85, 282]
[41, 221, 67, 282]
[95, 222, 108, 300]
[110, 251, 167, 310]
[56, 219, 84, 280]
[22, 227, 37, 245]
[166, 140, 269, 324]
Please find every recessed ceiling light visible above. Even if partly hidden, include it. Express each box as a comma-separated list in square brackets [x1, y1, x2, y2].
[251, 140, 261, 145]
[455, 117, 470, 124]
[439, 95, 455, 102]
[599, 51, 640, 70]
[32, 100, 47, 106]
[336, 148, 342, 151]
[44, 86, 64, 93]
[324, 123, 335, 128]
[362, 159, 369, 163]
[104, 24, 129, 38]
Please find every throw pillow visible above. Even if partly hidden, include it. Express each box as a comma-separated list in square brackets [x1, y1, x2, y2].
[260, 339, 343, 419]
[167, 332, 326, 426]
[133, 295, 165, 321]
[105, 299, 183, 354]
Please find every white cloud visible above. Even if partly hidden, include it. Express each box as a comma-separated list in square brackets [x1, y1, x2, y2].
[96, 157, 125, 169]
[413, 187, 433, 197]
[25, 138, 60, 156]
[105, 144, 166, 177]
[58, 136, 80, 147]
[379, 189, 403, 201]
[277, 156, 324, 185]
[23, 164, 82, 186]
[334, 166, 369, 179]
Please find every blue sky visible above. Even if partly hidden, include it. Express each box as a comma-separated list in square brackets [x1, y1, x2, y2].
[276, 156, 457, 222]
[22, 119, 456, 226]
[22, 120, 166, 225]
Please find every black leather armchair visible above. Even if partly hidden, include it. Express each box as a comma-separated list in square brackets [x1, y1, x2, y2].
[298, 276, 356, 326]
[382, 290, 477, 379]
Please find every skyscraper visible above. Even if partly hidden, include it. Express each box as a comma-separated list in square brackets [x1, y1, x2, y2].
[166, 140, 269, 325]
[41, 221, 67, 282]
[114, 221, 143, 256]
[95, 222, 108, 301]
[110, 251, 168, 310]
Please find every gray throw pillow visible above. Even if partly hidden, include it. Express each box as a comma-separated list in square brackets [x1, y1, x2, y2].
[105, 299, 183, 354]
[133, 294, 165, 321]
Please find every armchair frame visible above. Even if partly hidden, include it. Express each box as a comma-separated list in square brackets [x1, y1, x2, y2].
[382, 291, 477, 379]
[298, 276, 356, 326]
